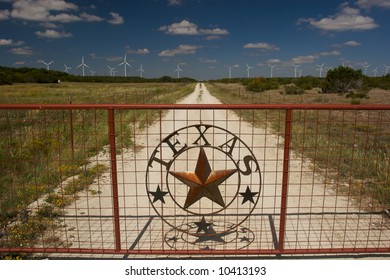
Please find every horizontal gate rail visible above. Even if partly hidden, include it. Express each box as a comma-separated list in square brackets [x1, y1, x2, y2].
[1, 103, 390, 110]
[1, 103, 389, 257]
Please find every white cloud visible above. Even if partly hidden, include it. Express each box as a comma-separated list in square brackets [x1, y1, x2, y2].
[267, 59, 281, 64]
[344, 40, 361, 46]
[0, 9, 10, 20]
[167, 0, 183, 6]
[159, 20, 229, 37]
[292, 55, 317, 64]
[298, 5, 379, 31]
[3, 0, 107, 23]
[0, 38, 24, 46]
[158, 44, 200, 56]
[127, 48, 150, 55]
[199, 58, 217, 63]
[10, 46, 34, 55]
[320, 50, 341, 56]
[10, 0, 78, 21]
[107, 12, 124, 25]
[356, 0, 390, 9]
[35, 29, 73, 38]
[0, 38, 13, 45]
[290, 49, 341, 65]
[79, 12, 103, 22]
[159, 20, 199, 35]
[244, 42, 280, 51]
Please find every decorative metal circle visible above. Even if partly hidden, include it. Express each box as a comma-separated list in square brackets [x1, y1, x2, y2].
[146, 124, 262, 234]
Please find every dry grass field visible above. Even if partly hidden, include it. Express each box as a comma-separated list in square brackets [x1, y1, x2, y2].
[207, 82, 390, 210]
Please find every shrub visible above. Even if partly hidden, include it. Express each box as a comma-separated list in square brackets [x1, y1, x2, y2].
[294, 76, 323, 90]
[283, 85, 305, 95]
[245, 77, 279, 92]
[322, 66, 364, 94]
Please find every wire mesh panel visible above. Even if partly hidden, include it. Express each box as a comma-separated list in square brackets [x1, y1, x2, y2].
[0, 104, 389, 258]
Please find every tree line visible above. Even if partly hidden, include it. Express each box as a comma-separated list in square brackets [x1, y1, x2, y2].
[0, 66, 196, 85]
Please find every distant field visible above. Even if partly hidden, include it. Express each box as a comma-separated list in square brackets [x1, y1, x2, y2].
[206, 82, 390, 105]
[0, 82, 194, 104]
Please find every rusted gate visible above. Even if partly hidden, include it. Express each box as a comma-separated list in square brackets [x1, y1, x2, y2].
[0, 104, 389, 257]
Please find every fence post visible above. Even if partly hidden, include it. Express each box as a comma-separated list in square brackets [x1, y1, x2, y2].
[278, 108, 292, 252]
[108, 109, 121, 251]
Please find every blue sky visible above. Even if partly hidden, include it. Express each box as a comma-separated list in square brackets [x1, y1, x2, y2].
[1, 0, 390, 80]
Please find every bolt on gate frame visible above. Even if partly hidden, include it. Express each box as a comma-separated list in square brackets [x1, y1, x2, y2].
[0, 103, 389, 257]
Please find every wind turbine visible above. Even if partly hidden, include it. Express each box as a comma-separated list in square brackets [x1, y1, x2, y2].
[372, 67, 378, 77]
[246, 63, 253, 78]
[316, 63, 325, 78]
[362, 64, 370, 76]
[228, 66, 232, 79]
[64, 64, 71, 73]
[90, 69, 96, 76]
[292, 63, 301, 78]
[77, 56, 89, 77]
[107, 66, 116, 76]
[268, 64, 276, 78]
[118, 54, 132, 77]
[137, 64, 145, 78]
[174, 64, 183, 78]
[384, 64, 390, 75]
[40, 60, 53, 70]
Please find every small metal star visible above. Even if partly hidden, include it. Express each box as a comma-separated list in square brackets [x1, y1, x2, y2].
[240, 236, 251, 242]
[167, 236, 179, 242]
[148, 185, 168, 204]
[194, 225, 232, 243]
[194, 216, 213, 233]
[239, 185, 258, 204]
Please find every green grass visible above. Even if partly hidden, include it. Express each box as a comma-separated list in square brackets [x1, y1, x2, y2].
[206, 82, 390, 209]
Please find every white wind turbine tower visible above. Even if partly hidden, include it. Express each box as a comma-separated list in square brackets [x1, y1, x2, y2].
[362, 64, 370, 76]
[118, 54, 132, 77]
[77, 56, 89, 77]
[268, 64, 276, 78]
[384, 64, 390, 75]
[246, 64, 253, 78]
[228, 66, 232, 79]
[372, 67, 378, 77]
[40, 60, 54, 70]
[316, 63, 325, 78]
[107, 66, 115, 77]
[137, 64, 145, 78]
[64, 64, 71, 73]
[292, 63, 301, 78]
[90, 69, 96, 76]
[174, 64, 183, 78]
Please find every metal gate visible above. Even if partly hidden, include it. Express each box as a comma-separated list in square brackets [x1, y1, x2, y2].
[1, 104, 389, 257]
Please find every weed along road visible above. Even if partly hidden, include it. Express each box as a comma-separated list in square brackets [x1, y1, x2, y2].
[38, 83, 389, 258]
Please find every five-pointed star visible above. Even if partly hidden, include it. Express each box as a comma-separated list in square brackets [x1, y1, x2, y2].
[148, 185, 168, 203]
[239, 186, 258, 204]
[194, 225, 233, 243]
[169, 147, 237, 209]
[194, 216, 213, 233]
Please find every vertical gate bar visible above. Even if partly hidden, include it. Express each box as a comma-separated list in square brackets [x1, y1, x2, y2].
[278, 108, 292, 252]
[69, 107, 75, 162]
[108, 109, 121, 251]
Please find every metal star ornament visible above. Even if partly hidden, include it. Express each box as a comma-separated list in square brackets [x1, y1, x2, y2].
[169, 147, 237, 209]
[239, 186, 258, 204]
[194, 216, 213, 233]
[148, 185, 168, 204]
